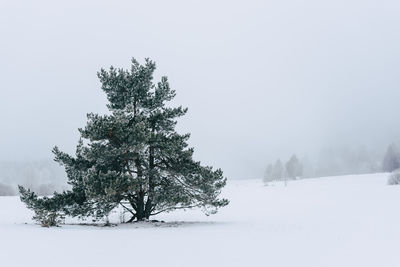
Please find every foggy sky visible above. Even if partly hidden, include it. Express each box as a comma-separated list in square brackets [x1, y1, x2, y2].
[1, 0, 400, 179]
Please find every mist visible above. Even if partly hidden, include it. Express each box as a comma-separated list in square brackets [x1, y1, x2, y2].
[1, 0, 400, 181]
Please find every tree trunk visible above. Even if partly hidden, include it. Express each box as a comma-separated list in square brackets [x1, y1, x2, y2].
[126, 215, 136, 223]
[132, 156, 146, 221]
[135, 193, 146, 221]
[144, 140, 155, 220]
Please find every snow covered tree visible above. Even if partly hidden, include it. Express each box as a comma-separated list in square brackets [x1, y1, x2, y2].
[382, 144, 400, 172]
[263, 163, 273, 183]
[285, 154, 303, 179]
[19, 58, 228, 225]
[272, 159, 283, 180]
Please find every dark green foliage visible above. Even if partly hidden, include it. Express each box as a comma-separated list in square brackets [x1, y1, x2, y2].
[19, 186, 65, 227]
[19, 58, 228, 225]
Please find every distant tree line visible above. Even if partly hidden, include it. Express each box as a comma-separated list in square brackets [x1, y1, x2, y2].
[0, 182, 15, 196]
[382, 143, 400, 172]
[263, 154, 303, 183]
[383, 143, 400, 185]
[264, 143, 400, 184]
[0, 160, 68, 196]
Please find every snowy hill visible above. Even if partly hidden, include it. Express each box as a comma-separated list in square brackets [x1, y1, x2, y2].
[1, 173, 399, 267]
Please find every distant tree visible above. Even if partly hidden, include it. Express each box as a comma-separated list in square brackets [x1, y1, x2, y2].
[263, 163, 273, 183]
[382, 144, 400, 172]
[285, 154, 303, 179]
[272, 160, 283, 180]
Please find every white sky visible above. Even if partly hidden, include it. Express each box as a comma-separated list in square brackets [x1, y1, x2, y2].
[1, 0, 400, 178]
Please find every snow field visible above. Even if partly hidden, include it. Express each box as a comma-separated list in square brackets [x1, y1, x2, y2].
[0, 173, 399, 267]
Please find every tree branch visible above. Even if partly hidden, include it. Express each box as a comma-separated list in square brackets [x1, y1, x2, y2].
[150, 204, 201, 216]
[120, 202, 135, 216]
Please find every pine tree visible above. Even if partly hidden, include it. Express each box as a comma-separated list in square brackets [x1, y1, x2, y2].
[285, 154, 302, 179]
[272, 159, 283, 180]
[382, 144, 400, 172]
[19, 58, 228, 225]
[263, 163, 273, 183]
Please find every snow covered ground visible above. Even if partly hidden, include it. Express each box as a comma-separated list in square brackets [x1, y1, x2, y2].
[1, 173, 399, 267]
